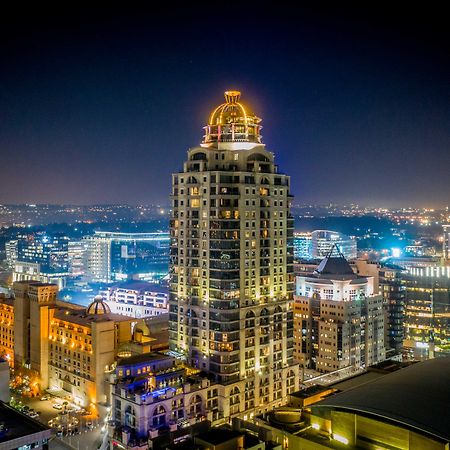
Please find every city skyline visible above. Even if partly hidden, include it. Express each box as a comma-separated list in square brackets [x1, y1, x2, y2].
[1, 5, 449, 208]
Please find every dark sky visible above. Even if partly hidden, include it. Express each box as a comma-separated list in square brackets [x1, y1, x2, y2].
[0, 4, 449, 207]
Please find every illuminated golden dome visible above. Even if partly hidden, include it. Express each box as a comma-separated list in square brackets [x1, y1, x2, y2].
[203, 91, 262, 145]
[86, 295, 111, 315]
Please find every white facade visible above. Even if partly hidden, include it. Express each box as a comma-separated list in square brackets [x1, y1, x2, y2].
[294, 254, 385, 372]
[101, 283, 168, 318]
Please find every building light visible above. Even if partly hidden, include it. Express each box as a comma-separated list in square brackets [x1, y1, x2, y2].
[333, 433, 349, 445]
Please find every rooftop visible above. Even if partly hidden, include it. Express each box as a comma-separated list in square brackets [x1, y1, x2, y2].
[195, 428, 243, 445]
[313, 245, 358, 280]
[117, 352, 174, 367]
[53, 306, 133, 325]
[112, 280, 168, 294]
[0, 401, 51, 445]
[312, 357, 450, 442]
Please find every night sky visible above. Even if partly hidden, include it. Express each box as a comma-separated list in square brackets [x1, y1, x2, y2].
[1, 5, 449, 207]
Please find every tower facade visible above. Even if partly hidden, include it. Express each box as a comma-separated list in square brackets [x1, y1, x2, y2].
[294, 248, 385, 372]
[169, 91, 299, 414]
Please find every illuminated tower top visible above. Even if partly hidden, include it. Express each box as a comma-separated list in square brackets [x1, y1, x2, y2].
[202, 90, 263, 147]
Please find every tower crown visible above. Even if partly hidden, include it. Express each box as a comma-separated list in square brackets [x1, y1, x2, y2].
[202, 90, 262, 145]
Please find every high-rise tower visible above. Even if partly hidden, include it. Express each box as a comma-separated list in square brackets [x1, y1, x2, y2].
[169, 91, 299, 414]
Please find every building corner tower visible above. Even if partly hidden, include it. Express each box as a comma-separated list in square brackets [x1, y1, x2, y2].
[169, 91, 300, 417]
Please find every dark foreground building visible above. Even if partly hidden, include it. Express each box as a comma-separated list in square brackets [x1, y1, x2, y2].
[0, 401, 52, 450]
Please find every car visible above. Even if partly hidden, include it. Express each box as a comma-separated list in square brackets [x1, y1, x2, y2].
[29, 412, 39, 419]
[86, 421, 94, 430]
[53, 403, 63, 410]
[40, 395, 51, 401]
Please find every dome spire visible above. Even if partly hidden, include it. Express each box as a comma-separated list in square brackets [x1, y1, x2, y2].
[224, 90, 241, 103]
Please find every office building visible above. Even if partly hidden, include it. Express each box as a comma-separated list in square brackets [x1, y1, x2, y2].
[294, 247, 385, 372]
[443, 224, 450, 263]
[83, 231, 169, 283]
[4, 240, 18, 268]
[355, 259, 406, 355]
[293, 232, 312, 260]
[169, 91, 299, 418]
[11, 232, 70, 289]
[403, 265, 450, 359]
[101, 280, 168, 318]
[68, 239, 86, 277]
[311, 230, 357, 260]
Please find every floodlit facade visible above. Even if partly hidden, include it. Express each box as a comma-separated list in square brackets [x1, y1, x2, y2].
[169, 91, 300, 419]
[294, 248, 385, 372]
[0, 296, 14, 365]
[83, 231, 169, 283]
[1, 281, 134, 406]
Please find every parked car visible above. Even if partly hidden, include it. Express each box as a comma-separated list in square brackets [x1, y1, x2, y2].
[40, 395, 51, 401]
[53, 403, 63, 410]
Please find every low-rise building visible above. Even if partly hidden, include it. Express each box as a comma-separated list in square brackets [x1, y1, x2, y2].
[110, 352, 216, 448]
[0, 281, 138, 406]
[101, 281, 168, 318]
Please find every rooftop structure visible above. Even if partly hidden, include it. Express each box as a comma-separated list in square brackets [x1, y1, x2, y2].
[311, 357, 450, 446]
[202, 90, 263, 147]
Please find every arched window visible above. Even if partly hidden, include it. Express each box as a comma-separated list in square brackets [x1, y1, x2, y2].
[245, 311, 255, 328]
[189, 394, 203, 416]
[247, 153, 270, 162]
[152, 404, 166, 427]
[230, 387, 240, 405]
[190, 152, 207, 161]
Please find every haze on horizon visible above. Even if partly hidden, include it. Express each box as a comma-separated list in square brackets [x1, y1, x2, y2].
[0, 5, 448, 208]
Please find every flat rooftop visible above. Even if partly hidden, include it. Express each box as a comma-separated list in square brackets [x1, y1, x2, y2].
[117, 352, 174, 367]
[196, 428, 242, 445]
[0, 401, 51, 445]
